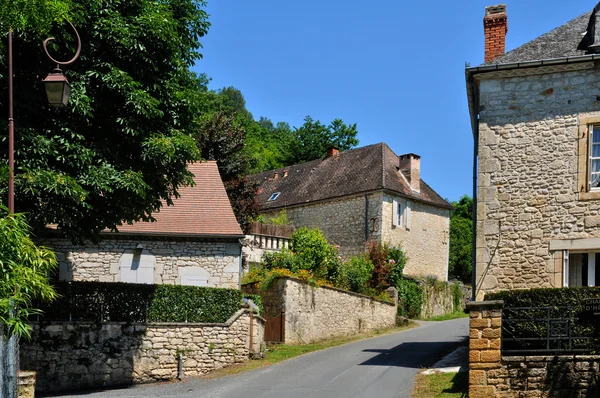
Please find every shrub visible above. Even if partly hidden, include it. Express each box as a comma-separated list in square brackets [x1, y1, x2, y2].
[290, 227, 340, 280]
[486, 287, 600, 354]
[262, 249, 296, 271]
[365, 241, 407, 290]
[35, 281, 243, 323]
[268, 209, 292, 225]
[0, 208, 58, 338]
[243, 294, 263, 315]
[451, 282, 463, 312]
[341, 255, 374, 294]
[397, 278, 423, 319]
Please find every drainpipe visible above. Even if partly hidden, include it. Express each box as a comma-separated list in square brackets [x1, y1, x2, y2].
[238, 239, 244, 290]
[470, 79, 480, 302]
[177, 352, 183, 380]
[364, 194, 369, 243]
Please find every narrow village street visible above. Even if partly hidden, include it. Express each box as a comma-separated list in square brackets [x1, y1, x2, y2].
[56, 318, 468, 398]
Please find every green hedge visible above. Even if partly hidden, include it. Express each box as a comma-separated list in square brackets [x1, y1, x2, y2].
[243, 294, 263, 315]
[397, 277, 423, 319]
[486, 288, 600, 354]
[36, 281, 243, 323]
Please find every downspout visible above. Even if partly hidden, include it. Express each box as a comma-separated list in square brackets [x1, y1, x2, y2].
[470, 78, 480, 301]
[364, 194, 369, 243]
[238, 238, 244, 290]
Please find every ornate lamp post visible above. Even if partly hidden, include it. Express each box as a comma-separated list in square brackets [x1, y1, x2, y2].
[6, 22, 81, 212]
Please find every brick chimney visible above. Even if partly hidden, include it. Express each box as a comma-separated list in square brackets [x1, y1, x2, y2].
[326, 146, 340, 158]
[399, 153, 421, 193]
[484, 4, 508, 63]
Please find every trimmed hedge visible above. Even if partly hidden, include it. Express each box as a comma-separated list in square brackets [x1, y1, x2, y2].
[243, 294, 263, 315]
[36, 281, 243, 323]
[486, 287, 600, 354]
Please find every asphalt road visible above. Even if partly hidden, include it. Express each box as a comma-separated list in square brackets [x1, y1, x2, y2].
[57, 318, 468, 398]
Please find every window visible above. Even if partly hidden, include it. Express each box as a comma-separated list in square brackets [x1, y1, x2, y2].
[590, 126, 600, 190]
[392, 199, 411, 229]
[119, 250, 155, 284]
[268, 192, 281, 201]
[564, 250, 600, 287]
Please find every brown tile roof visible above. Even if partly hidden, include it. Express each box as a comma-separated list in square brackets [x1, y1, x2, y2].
[252, 143, 452, 211]
[115, 161, 243, 238]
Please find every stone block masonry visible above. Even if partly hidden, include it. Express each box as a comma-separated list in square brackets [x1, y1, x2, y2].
[40, 236, 241, 289]
[244, 278, 397, 344]
[20, 309, 264, 394]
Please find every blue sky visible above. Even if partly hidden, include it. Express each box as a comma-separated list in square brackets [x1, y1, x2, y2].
[191, 1, 594, 202]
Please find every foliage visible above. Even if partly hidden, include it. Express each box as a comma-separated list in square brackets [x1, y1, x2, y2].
[365, 241, 407, 290]
[36, 281, 243, 323]
[194, 111, 258, 232]
[243, 294, 263, 315]
[339, 255, 374, 294]
[0, 208, 57, 338]
[262, 249, 296, 272]
[242, 267, 330, 291]
[288, 116, 359, 165]
[449, 195, 473, 283]
[451, 282, 463, 312]
[289, 227, 341, 281]
[397, 278, 424, 319]
[0, 0, 71, 34]
[486, 287, 600, 354]
[268, 209, 292, 225]
[413, 371, 468, 398]
[0, 0, 210, 241]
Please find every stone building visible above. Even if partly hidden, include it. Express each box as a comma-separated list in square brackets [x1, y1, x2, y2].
[467, 4, 600, 299]
[42, 161, 245, 289]
[252, 143, 452, 281]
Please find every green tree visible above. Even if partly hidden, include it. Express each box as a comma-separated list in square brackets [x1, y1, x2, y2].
[449, 195, 473, 283]
[194, 112, 258, 232]
[0, 0, 209, 241]
[0, 208, 57, 338]
[290, 116, 359, 164]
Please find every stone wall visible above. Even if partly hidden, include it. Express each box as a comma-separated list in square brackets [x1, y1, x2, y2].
[420, 281, 470, 319]
[40, 236, 241, 289]
[261, 193, 383, 259]
[475, 62, 600, 299]
[243, 278, 397, 344]
[467, 300, 600, 397]
[20, 308, 264, 394]
[380, 193, 450, 280]
[261, 191, 450, 281]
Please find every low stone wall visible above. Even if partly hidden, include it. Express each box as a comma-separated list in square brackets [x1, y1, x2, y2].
[467, 300, 600, 397]
[244, 278, 397, 344]
[20, 308, 264, 394]
[420, 281, 470, 318]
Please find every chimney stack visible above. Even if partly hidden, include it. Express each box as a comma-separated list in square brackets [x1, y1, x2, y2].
[484, 4, 508, 63]
[399, 154, 421, 193]
[273, 172, 279, 179]
[326, 146, 340, 158]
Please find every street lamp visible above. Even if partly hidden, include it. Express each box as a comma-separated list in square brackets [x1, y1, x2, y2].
[6, 21, 81, 212]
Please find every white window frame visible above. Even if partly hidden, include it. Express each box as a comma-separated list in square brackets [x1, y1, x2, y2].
[589, 125, 600, 191]
[268, 192, 281, 201]
[563, 250, 598, 287]
[392, 199, 411, 229]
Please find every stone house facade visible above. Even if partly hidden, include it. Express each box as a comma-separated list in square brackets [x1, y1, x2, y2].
[467, 4, 600, 299]
[42, 161, 245, 289]
[253, 143, 452, 281]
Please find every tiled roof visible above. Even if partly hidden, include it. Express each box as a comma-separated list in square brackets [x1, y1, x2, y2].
[115, 161, 243, 238]
[252, 143, 452, 211]
[484, 11, 591, 65]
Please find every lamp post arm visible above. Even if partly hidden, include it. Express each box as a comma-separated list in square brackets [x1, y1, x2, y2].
[42, 21, 82, 67]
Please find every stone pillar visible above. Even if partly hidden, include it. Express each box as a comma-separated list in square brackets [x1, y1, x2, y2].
[467, 300, 503, 398]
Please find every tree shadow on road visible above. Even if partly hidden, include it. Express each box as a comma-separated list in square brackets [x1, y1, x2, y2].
[359, 338, 466, 369]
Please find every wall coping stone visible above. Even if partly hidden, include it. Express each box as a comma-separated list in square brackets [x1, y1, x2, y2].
[30, 308, 265, 328]
[466, 300, 504, 310]
[243, 277, 397, 306]
[503, 355, 600, 362]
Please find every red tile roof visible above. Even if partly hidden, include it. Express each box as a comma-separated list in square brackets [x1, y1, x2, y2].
[115, 161, 243, 238]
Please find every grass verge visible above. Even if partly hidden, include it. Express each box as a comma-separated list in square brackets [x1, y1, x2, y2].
[412, 371, 468, 398]
[200, 322, 418, 379]
[424, 311, 469, 322]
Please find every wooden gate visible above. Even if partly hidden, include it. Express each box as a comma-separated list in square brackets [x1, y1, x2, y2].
[264, 310, 285, 343]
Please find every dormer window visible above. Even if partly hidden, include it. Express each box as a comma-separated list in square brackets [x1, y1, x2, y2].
[268, 192, 281, 201]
